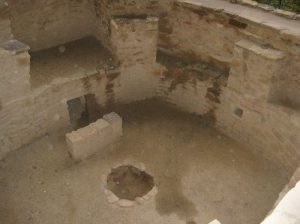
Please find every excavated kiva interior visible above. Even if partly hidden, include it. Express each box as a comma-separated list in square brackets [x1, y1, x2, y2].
[1, 0, 300, 224]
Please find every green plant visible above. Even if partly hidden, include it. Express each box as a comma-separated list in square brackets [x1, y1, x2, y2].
[254, 0, 300, 13]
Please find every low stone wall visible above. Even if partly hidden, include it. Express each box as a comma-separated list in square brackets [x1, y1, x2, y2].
[66, 112, 122, 161]
[217, 39, 300, 170]
[0, 40, 30, 105]
[0, 38, 123, 160]
[274, 167, 300, 207]
[157, 0, 300, 171]
[0, 15, 160, 159]
[261, 180, 300, 224]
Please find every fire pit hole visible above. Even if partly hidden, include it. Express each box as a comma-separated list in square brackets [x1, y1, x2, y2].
[107, 165, 155, 201]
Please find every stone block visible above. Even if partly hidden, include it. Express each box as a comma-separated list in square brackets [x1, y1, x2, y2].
[93, 119, 115, 146]
[77, 124, 99, 150]
[65, 114, 122, 161]
[0, 39, 30, 55]
[66, 131, 86, 160]
[103, 112, 123, 137]
[0, 43, 31, 105]
[228, 39, 286, 101]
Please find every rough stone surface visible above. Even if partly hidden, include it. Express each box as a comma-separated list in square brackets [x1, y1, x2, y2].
[108, 17, 160, 103]
[66, 114, 122, 161]
[0, 0, 11, 43]
[262, 181, 300, 224]
[156, 0, 300, 170]
[103, 112, 123, 137]
[8, 0, 96, 51]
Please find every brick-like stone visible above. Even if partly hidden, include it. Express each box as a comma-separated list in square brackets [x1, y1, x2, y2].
[103, 112, 123, 137]
[228, 39, 286, 101]
[65, 114, 122, 161]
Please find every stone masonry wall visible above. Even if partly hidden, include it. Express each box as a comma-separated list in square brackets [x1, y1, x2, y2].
[156, 0, 300, 170]
[8, 0, 96, 51]
[158, 1, 300, 108]
[93, 0, 172, 53]
[109, 17, 160, 103]
[0, 0, 11, 43]
[6, 0, 171, 51]
[1, 0, 300, 172]
[0, 38, 122, 159]
[156, 50, 228, 115]
[0, 6, 161, 159]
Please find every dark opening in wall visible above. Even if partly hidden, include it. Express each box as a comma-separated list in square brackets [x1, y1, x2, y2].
[234, 108, 244, 118]
[67, 94, 101, 130]
[229, 18, 248, 29]
[112, 14, 148, 20]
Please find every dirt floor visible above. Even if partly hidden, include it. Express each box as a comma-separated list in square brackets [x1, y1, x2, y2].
[30, 37, 114, 88]
[0, 100, 289, 224]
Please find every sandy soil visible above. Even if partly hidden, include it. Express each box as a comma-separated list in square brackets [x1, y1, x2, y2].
[0, 100, 289, 224]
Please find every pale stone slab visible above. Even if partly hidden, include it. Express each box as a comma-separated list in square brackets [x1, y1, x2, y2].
[118, 199, 135, 207]
[65, 113, 122, 161]
[103, 112, 123, 137]
[236, 39, 286, 60]
[261, 181, 300, 224]
[93, 119, 114, 146]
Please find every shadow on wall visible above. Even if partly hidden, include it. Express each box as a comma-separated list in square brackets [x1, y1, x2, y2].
[7, 0, 96, 51]
[67, 94, 101, 130]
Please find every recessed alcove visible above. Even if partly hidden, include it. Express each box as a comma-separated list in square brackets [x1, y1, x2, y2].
[29, 37, 115, 88]
[67, 94, 101, 130]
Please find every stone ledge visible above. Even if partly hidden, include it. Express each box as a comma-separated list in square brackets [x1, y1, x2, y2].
[0, 39, 30, 55]
[236, 39, 286, 60]
[103, 112, 123, 137]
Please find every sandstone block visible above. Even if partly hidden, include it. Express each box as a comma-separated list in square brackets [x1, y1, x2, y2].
[228, 39, 286, 101]
[66, 132, 86, 160]
[103, 112, 123, 137]
[66, 113, 122, 161]
[93, 119, 114, 146]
